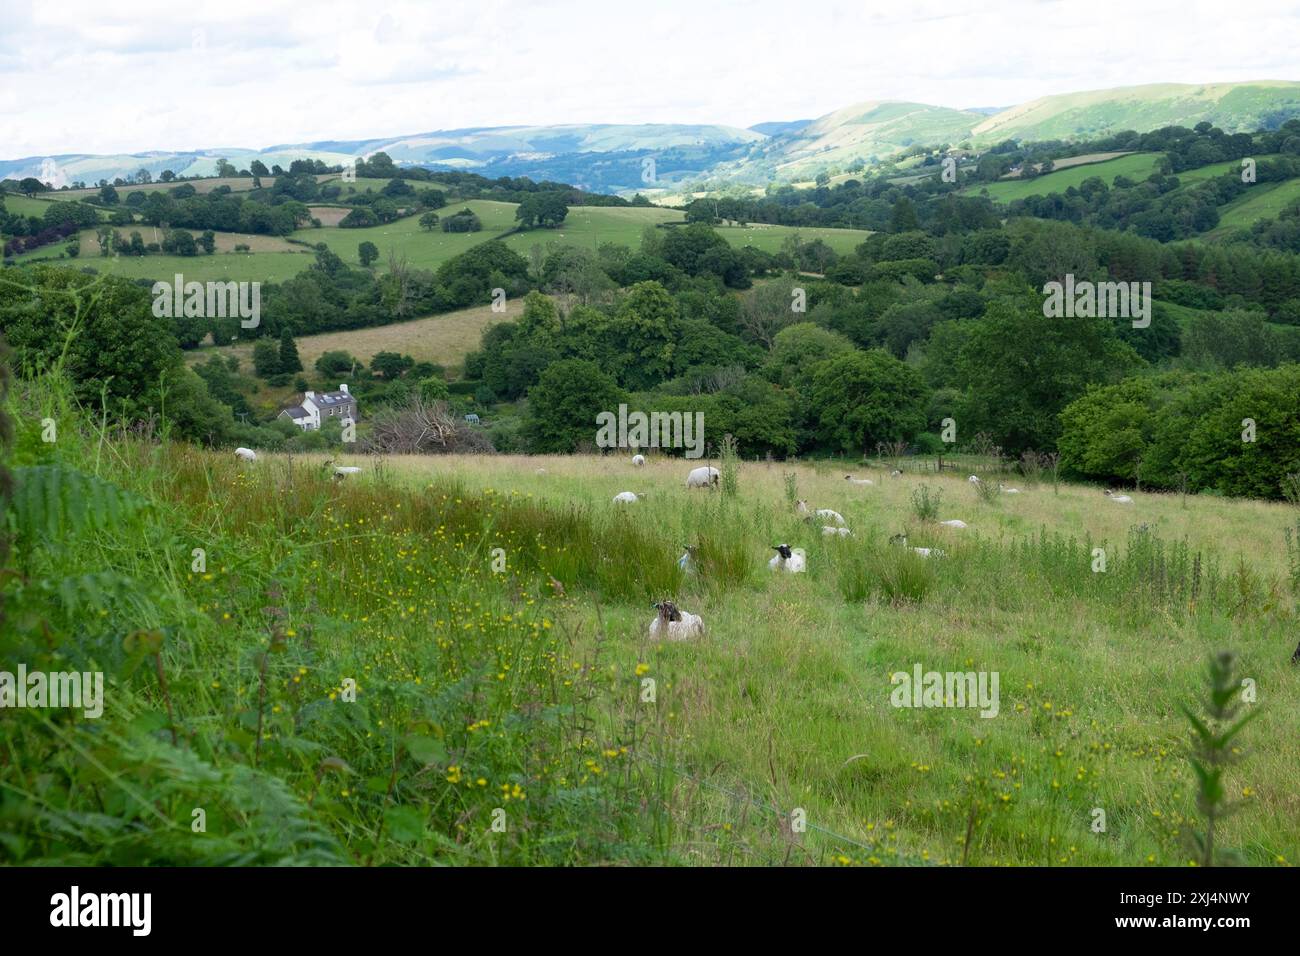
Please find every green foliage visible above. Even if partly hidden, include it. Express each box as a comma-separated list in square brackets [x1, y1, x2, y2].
[524, 358, 627, 453]
[810, 349, 926, 453]
[909, 482, 943, 521]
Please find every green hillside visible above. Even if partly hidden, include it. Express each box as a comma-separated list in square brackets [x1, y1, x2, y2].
[965, 152, 1162, 203]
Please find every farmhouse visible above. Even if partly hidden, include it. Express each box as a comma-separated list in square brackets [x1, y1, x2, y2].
[278, 384, 358, 431]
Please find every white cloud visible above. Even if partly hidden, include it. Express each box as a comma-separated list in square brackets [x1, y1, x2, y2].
[2, 0, 1297, 157]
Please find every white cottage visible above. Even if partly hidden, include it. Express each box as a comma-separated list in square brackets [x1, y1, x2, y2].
[278, 384, 357, 431]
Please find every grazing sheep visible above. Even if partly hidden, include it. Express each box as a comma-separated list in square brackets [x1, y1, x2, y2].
[939, 519, 968, 529]
[686, 466, 720, 489]
[999, 484, 1021, 494]
[768, 544, 806, 573]
[890, 469, 903, 478]
[612, 491, 643, 504]
[890, 533, 945, 558]
[844, 474, 874, 485]
[631, 454, 646, 466]
[648, 600, 704, 641]
[677, 545, 699, 572]
[234, 447, 257, 461]
[1105, 490, 1134, 504]
[796, 500, 846, 526]
[822, 525, 852, 537]
[333, 466, 362, 481]
[968, 475, 982, 485]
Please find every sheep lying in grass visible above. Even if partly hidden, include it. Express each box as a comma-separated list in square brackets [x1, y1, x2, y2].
[999, 484, 1021, 494]
[1105, 490, 1134, 504]
[333, 466, 362, 481]
[968, 475, 982, 485]
[686, 466, 720, 489]
[768, 544, 806, 573]
[822, 526, 852, 537]
[796, 500, 846, 526]
[612, 491, 644, 504]
[844, 474, 874, 485]
[649, 600, 704, 641]
[890, 469, 903, 478]
[939, 519, 968, 529]
[235, 447, 257, 461]
[631, 454, 646, 466]
[890, 533, 945, 558]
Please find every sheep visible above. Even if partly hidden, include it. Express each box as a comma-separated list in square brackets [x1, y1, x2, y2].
[999, 484, 1021, 494]
[1105, 490, 1134, 504]
[677, 545, 699, 572]
[612, 491, 643, 504]
[890, 533, 945, 558]
[648, 600, 704, 642]
[333, 466, 362, 481]
[822, 526, 852, 537]
[796, 500, 846, 526]
[768, 543, 807, 573]
[234, 447, 257, 461]
[890, 469, 903, 478]
[631, 454, 646, 467]
[686, 466, 720, 489]
[939, 519, 968, 529]
[968, 474, 982, 485]
[844, 474, 874, 485]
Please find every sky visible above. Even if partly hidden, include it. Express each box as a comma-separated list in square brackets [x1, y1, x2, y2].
[2, 0, 1298, 158]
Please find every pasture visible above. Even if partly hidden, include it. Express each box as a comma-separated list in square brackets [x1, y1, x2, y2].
[966, 153, 1162, 203]
[1210, 177, 1300, 233]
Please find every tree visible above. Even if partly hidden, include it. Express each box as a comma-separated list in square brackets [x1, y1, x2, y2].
[316, 350, 362, 378]
[370, 350, 414, 379]
[515, 193, 569, 229]
[250, 160, 270, 177]
[810, 349, 927, 453]
[98, 185, 120, 205]
[278, 328, 303, 373]
[253, 338, 282, 377]
[419, 211, 441, 231]
[358, 241, 380, 268]
[890, 197, 919, 232]
[524, 359, 627, 453]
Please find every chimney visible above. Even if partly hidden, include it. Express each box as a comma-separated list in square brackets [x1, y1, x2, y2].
[304, 390, 316, 401]
[339, 383, 349, 395]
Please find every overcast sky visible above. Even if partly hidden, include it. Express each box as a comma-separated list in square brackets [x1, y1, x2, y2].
[3, 0, 1298, 158]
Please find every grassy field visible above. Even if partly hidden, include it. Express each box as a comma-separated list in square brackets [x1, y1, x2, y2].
[9, 372, 1295, 867]
[185, 297, 524, 378]
[966, 153, 1162, 204]
[16, 247, 315, 283]
[1209, 177, 1300, 234]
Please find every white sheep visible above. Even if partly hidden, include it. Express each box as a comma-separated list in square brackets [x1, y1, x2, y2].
[796, 500, 846, 526]
[844, 474, 874, 485]
[939, 519, 968, 529]
[686, 466, 720, 489]
[968, 474, 982, 485]
[768, 544, 807, 573]
[333, 466, 362, 480]
[890, 469, 902, 478]
[999, 484, 1021, 494]
[890, 533, 945, 558]
[822, 526, 852, 537]
[612, 491, 643, 504]
[234, 447, 257, 461]
[631, 454, 646, 466]
[648, 600, 704, 641]
[1105, 490, 1134, 504]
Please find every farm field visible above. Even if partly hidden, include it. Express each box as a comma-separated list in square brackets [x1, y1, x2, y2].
[54, 176, 271, 199]
[184, 297, 525, 377]
[1209, 177, 1300, 233]
[17, 246, 314, 283]
[19, 423, 1294, 867]
[709, 221, 872, 255]
[966, 152, 1162, 203]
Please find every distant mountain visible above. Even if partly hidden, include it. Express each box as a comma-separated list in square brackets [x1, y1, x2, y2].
[748, 120, 812, 137]
[6, 81, 1300, 193]
[969, 81, 1300, 144]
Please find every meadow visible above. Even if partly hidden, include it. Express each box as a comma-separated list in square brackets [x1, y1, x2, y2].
[964, 153, 1162, 204]
[6, 378, 1297, 866]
